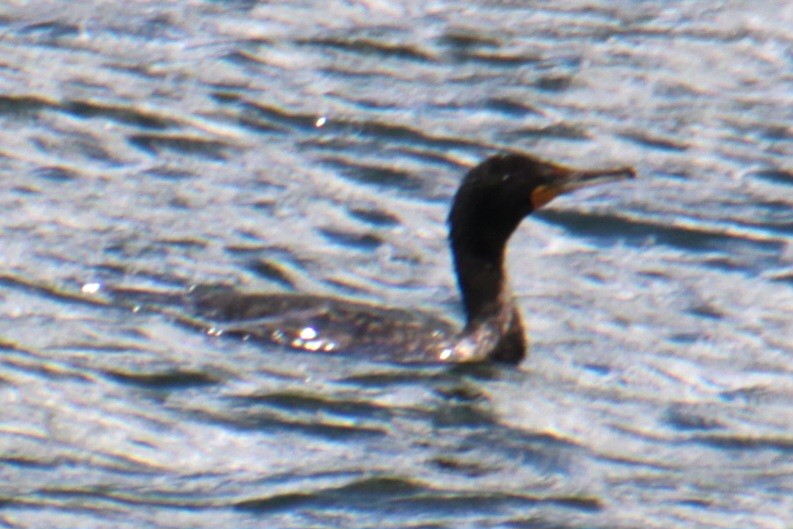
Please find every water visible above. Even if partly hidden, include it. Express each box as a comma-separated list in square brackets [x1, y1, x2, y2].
[1, 1, 792, 527]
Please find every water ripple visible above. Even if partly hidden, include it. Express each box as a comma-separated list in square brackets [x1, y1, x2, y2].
[1, 1, 792, 528]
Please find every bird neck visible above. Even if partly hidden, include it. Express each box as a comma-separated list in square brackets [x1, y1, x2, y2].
[452, 247, 510, 322]
[450, 242, 527, 363]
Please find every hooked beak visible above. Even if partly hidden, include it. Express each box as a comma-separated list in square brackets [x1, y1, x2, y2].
[530, 164, 635, 210]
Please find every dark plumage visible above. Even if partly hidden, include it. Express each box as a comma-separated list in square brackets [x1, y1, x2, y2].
[186, 153, 635, 363]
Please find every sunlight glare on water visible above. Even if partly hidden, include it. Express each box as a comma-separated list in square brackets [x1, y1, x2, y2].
[0, 1, 792, 528]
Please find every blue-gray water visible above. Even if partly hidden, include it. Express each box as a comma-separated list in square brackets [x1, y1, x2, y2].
[1, 1, 792, 528]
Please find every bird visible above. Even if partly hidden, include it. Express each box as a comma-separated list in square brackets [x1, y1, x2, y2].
[181, 153, 634, 364]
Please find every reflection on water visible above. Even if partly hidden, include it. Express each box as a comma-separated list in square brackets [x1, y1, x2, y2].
[1, 1, 792, 528]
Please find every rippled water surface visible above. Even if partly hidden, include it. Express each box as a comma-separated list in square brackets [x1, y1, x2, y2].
[1, 1, 792, 528]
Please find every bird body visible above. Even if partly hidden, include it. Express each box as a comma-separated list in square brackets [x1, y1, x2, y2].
[157, 153, 634, 364]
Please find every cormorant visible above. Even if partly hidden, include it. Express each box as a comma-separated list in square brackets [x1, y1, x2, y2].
[184, 153, 634, 364]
